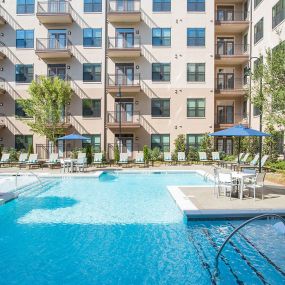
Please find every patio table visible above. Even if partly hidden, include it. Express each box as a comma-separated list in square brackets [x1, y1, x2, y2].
[232, 172, 256, 200]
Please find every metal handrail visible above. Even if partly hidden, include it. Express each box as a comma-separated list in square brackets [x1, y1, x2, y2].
[107, 111, 140, 124]
[36, 38, 72, 50]
[214, 214, 285, 280]
[37, 1, 71, 14]
[216, 10, 249, 21]
[215, 43, 249, 56]
[15, 171, 43, 192]
[108, 36, 141, 49]
[215, 76, 245, 90]
[108, 73, 140, 86]
[108, 0, 141, 13]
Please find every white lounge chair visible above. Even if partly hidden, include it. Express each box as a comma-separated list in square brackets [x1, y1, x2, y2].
[45, 153, 59, 168]
[26, 154, 40, 169]
[211, 152, 220, 162]
[118, 153, 129, 167]
[135, 153, 145, 166]
[239, 154, 260, 170]
[242, 155, 269, 171]
[18, 153, 28, 168]
[177, 152, 186, 164]
[0, 153, 10, 167]
[198, 152, 212, 164]
[223, 152, 245, 169]
[93, 153, 103, 167]
[164, 152, 172, 164]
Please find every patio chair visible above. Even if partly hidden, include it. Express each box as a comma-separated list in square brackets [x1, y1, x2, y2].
[93, 153, 103, 167]
[118, 153, 129, 167]
[18, 153, 28, 169]
[135, 153, 145, 167]
[26, 154, 40, 169]
[45, 153, 59, 169]
[217, 172, 239, 199]
[164, 152, 172, 165]
[75, 157, 87, 172]
[247, 172, 266, 200]
[0, 153, 10, 167]
[198, 152, 212, 164]
[211, 152, 221, 162]
[177, 152, 186, 164]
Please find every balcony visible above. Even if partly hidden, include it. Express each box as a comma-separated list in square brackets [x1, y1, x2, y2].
[215, 44, 249, 65]
[36, 1, 73, 24]
[215, 75, 246, 96]
[108, 0, 141, 23]
[106, 111, 141, 129]
[215, 10, 249, 33]
[35, 38, 72, 59]
[215, 116, 248, 130]
[107, 36, 141, 58]
[45, 115, 72, 129]
[107, 74, 141, 94]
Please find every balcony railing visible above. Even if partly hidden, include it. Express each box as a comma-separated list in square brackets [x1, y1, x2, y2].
[36, 38, 72, 51]
[37, 1, 71, 14]
[107, 74, 140, 87]
[216, 10, 249, 22]
[215, 76, 244, 91]
[215, 44, 249, 56]
[108, 36, 141, 49]
[108, 0, 141, 13]
[107, 111, 140, 125]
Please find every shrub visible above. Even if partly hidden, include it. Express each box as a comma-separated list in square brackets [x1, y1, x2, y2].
[3, 148, 19, 162]
[114, 144, 120, 163]
[267, 161, 285, 171]
[143, 145, 150, 163]
[150, 147, 162, 161]
[86, 144, 92, 165]
[28, 144, 34, 156]
[199, 133, 213, 158]
[187, 147, 199, 161]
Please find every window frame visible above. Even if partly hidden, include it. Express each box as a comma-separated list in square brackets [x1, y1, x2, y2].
[16, 30, 34, 49]
[15, 64, 34, 83]
[15, 99, 31, 118]
[151, 134, 170, 152]
[84, 0, 102, 13]
[272, 0, 285, 29]
[187, 28, 206, 47]
[82, 134, 101, 152]
[151, 99, 170, 117]
[187, 134, 204, 149]
[16, 0, 35, 14]
[187, 98, 206, 118]
[187, 63, 205, 82]
[82, 99, 101, 118]
[153, 0, 171, 12]
[83, 63, 102, 82]
[83, 28, 102, 47]
[152, 28, 171, 47]
[152, 63, 171, 82]
[187, 0, 205, 12]
[254, 18, 264, 44]
[15, 135, 33, 151]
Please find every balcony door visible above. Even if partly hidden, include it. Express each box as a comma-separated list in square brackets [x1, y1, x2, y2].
[217, 5, 234, 21]
[115, 98, 134, 123]
[217, 37, 234, 55]
[48, 0, 66, 13]
[217, 73, 234, 89]
[48, 29, 67, 49]
[115, 63, 134, 85]
[115, 134, 134, 157]
[116, 28, 134, 48]
[48, 64, 66, 80]
[217, 105, 234, 124]
[116, 0, 134, 12]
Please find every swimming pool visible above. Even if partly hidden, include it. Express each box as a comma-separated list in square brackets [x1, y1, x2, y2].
[0, 172, 284, 285]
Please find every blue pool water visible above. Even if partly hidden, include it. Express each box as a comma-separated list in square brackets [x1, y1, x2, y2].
[0, 172, 284, 285]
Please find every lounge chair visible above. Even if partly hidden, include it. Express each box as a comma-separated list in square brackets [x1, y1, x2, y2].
[0, 153, 10, 167]
[247, 172, 266, 200]
[223, 153, 245, 169]
[239, 154, 260, 171]
[177, 152, 186, 164]
[26, 154, 40, 169]
[93, 153, 103, 167]
[242, 155, 269, 171]
[164, 152, 172, 164]
[212, 152, 221, 162]
[231, 153, 251, 171]
[118, 153, 129, 167]
[198, 152, 212, 164]
[78, 152, 86, 159]
[45, 153, 59, 168]
[135, 153, 145, 167]
[75, 157, 87, 172]
[18, 153, 28, 169]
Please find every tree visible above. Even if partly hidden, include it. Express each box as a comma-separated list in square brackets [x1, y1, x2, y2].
[251, 40, 285, 129]
[114, 144, 120, 163]
[85, 144, 93, 165]
[19, 76, 73, 143]
[143, 145, 150, 164]
[199, 133, 213, 158]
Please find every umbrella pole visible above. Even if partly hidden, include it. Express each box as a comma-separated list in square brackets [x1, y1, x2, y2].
[259, 137, 262, 173]
[238, 137, 241, 164]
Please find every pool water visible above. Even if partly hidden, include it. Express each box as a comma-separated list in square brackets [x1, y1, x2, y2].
[0, 172, 284, 285]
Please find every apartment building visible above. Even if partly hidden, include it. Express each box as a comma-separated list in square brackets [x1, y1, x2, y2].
[0, 0, 282, 159]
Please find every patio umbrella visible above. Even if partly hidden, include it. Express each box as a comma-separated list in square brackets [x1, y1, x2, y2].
[210, 125, 271, 172]
[57, 133, 89, 141]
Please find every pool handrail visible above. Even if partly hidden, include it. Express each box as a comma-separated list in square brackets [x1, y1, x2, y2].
[15, 171, 43, 192]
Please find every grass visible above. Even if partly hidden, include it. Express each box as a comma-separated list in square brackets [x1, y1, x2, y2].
[266, 172, 285, 185]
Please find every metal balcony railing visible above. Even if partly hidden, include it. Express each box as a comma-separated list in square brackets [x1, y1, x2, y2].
[107, 111, 140, 125]
[108, 0, 141, 13]
[215, 76, 244, 90]
[215, 43, 249, 56]
[107, 74, 140, 86]
[216, 10, 249, 22]
[108, 36, 141, 49]
[36, 38, 72, 51]
[37, 1, 71, 14]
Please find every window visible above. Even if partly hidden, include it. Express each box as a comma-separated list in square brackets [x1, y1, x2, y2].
[272, 0, 285, 28]
[187, 28, 205, 46]
[153, 0, 171, 12]
[187, 134, 203, 149]
[243, 33, 248, 52]
[187, 63, 205, 82]
[254, 18, 264, 44]
[15, 64, 33, 83]
[187, 98, 205, 117]
[15, 100, 31, 118]
[152, 28, 171, 46]
[16, 30, 34, 49]
[83, 28, 102, 47]
[84, 0, 102, 12]
[17, 0, 34, 14]
[82, 99, 101, 117]
[83, 64, 101, 82]
[15, 135, 33, 151]
[151, 99, 170, 117]
[243, 66, 248, 85]
[254, 0, 263, 9]
[151, 134, 170, 152]
[187, 0, 205, 12]
[82, 135, 101, 152]
[152, 63, 170, 82]
[253, 105, 261, 116]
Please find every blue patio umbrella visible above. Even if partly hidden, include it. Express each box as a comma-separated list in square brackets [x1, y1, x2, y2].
[57, 133, 89, 141]
[210, 125, 271, 172]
